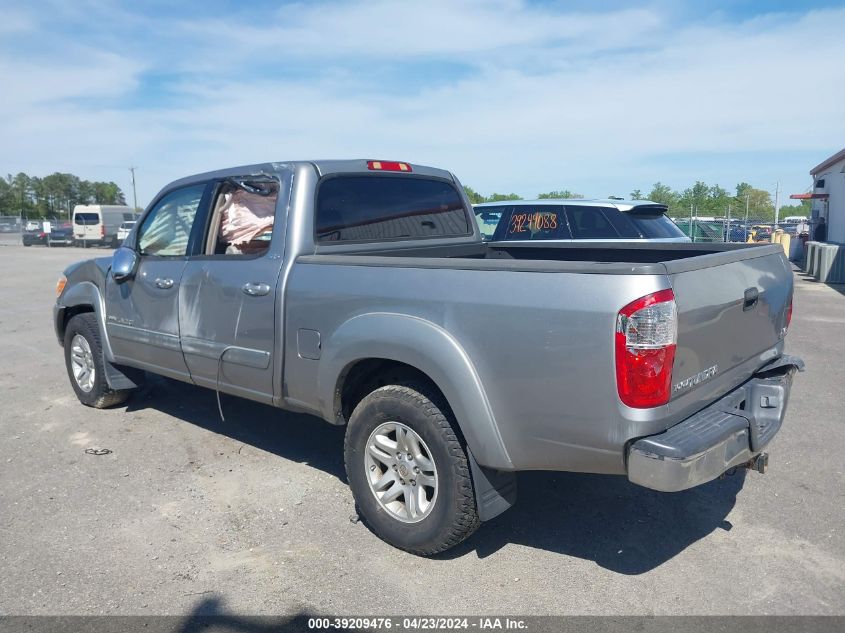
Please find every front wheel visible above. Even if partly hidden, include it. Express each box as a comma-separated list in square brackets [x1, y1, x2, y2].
[344, 383, 480, 555]
[64, 313, 132, 408]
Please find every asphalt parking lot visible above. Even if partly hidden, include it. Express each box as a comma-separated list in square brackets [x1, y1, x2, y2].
[0, 245, 843, 617]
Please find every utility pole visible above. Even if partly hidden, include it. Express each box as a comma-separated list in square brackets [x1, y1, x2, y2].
[774, 181, 780, 226]
[745, 195, 750, 242]
[689, 202, 694, 243]
[129, 167, 138, 213]
[726, 203, 731, 242]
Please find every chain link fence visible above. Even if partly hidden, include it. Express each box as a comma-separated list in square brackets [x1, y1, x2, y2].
[0, 215, 24, 246]
[670, 215, 811, 242]
[669, 214, 813, 263]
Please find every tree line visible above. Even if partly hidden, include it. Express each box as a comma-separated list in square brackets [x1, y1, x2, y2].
[464, 181, 811, 221]
[0, 172, 127, 218]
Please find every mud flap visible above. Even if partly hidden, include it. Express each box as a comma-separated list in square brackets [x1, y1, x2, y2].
[103, 359, 145, 390]
[467, 447, 517, 521]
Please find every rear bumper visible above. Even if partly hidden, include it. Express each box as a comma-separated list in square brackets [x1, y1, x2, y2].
[627, 354, 804, 492]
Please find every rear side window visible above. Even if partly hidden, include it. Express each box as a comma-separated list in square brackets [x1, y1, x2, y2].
[316, 176, 470, 243]
[74, 213, 99, 225]
[565, 206, 620, 239]
[491, 205, 571, 241]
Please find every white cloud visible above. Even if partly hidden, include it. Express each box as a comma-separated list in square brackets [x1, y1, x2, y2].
[0, 1, 842, 203]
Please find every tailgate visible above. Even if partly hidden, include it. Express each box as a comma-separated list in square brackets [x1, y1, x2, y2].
[667, 244, 792, 402]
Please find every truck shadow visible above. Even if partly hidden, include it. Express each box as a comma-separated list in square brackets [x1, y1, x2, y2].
[124, 375, 348, 481]
[445, 469, 745, 573]
[126, 374, 745, 575]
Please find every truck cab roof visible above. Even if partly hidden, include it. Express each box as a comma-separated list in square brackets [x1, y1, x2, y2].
[163, 160, 457, 196]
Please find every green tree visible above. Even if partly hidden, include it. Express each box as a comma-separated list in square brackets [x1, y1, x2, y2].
[462, 185, 486, 205]
[734, 183, 774, 221]
[0, 171, 127, 217]
[537, 190, 583, 199]
[630, 189, 644, 200]
[486, 192, 522, 202]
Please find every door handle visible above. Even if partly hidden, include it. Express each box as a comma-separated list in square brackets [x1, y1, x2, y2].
[242, 282, 270, 296]
[743, 287, 759, 311]
[155, 277, 175, 289]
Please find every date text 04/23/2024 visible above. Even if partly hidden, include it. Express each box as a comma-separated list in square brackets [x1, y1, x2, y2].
[307, 617, 528, 630]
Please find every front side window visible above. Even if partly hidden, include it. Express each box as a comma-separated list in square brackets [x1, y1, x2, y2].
[138, 184, 205, 256]
[474, 207, 506, 240]
[316, 176, 470, 243]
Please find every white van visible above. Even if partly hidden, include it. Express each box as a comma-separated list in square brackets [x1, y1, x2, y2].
[72, 205, 137, 247]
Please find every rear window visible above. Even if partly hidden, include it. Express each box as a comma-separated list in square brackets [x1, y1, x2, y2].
[316, 176, 470, 243]
[74, 213, 99, 225]
[616, 212, 686, 239]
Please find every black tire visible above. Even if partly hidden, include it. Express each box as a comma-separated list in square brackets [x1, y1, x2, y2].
[344, 383, 480, 555]
[64, 313, 132, 408]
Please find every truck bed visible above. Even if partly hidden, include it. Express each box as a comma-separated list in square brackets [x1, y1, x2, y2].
[287, 240, 793, 473]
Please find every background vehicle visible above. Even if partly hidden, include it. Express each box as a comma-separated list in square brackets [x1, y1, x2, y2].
[751, 224, 774, 242]
[54, 160, 802, 555]
[673, 218, 725, 242]
[22, 227, 46, 246]
[72, 205, 136, 248]
[474, 200, 690, 243]
[116, 221, 136, 242]
[21, 221, 73, 246]
[46, 221, 74, 247]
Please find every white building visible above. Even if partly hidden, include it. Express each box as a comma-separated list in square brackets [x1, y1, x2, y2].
[805, 148, 845, 244]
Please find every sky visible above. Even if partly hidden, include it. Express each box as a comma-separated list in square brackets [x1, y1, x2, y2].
[1, 0, 844, 209]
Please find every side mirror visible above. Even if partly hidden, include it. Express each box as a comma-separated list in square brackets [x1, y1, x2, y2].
[112, 247, 138, 283]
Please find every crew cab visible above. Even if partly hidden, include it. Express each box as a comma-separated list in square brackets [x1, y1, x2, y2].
[53, 160, 803, 555]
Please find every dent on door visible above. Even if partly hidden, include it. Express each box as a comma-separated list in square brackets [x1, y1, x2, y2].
[178, 263, 277, 402]
[104, 258, 190, 378]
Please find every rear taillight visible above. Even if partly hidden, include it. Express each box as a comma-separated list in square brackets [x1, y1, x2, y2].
[782, 293, 793, 338]
[615, 288, 677, 408]
[100, 225, 106, 237]
[786, 294, 793, 329]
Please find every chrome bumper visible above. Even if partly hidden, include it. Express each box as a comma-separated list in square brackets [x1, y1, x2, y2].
[627, 355, 804, 492]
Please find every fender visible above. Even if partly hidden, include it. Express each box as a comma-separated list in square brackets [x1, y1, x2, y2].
[317, 312, 513, 471]
[59, 281, 114, 360]
[57, 281, 142, 390]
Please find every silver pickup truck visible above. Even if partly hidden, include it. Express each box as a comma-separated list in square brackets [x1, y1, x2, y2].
[53, 159, 803, 555]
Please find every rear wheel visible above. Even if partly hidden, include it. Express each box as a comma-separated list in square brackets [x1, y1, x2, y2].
[64, 313, 132, 408]
[344, 383, 480, 555]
